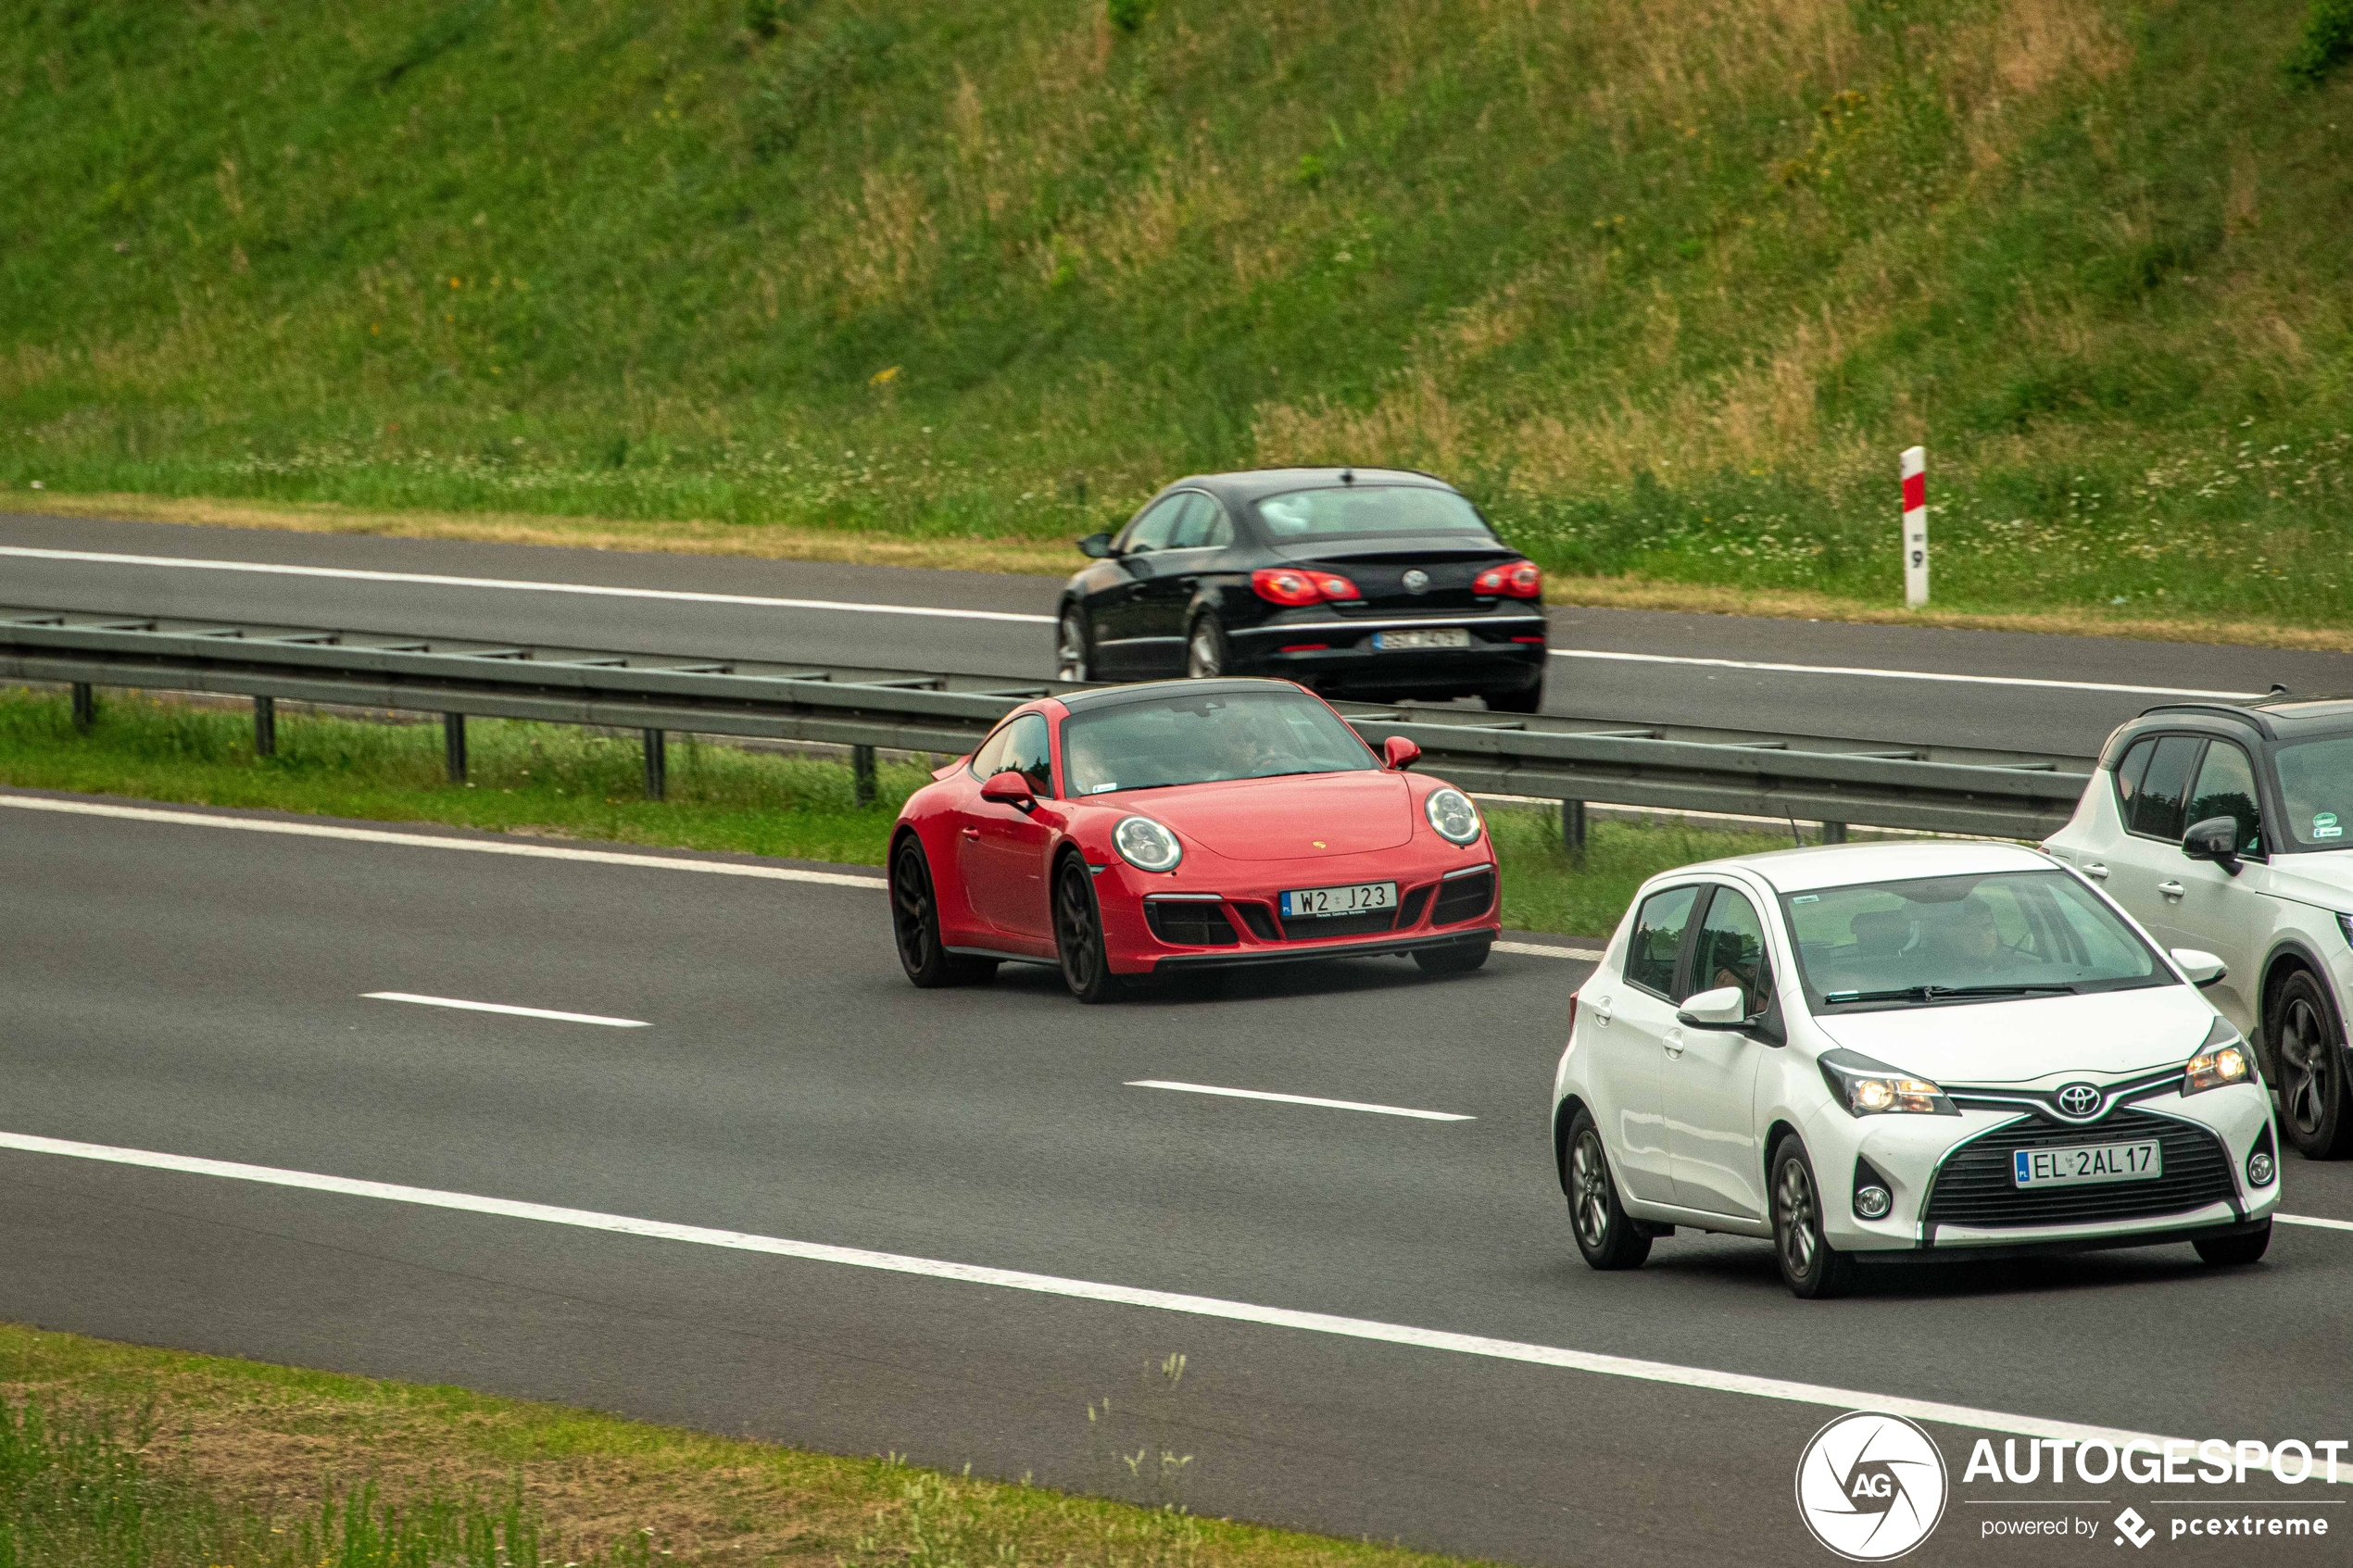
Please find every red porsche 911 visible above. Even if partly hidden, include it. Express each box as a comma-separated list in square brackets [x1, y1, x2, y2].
[888, 678, 1503, 1001]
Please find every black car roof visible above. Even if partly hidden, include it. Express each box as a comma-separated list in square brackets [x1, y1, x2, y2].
[2120, 693, 2353, 753]
[1163, 467, 1462, 508]
[1054, 677, 1308, 714]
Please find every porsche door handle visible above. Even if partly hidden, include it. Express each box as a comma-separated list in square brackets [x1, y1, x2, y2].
[961, 826, 981, 840]
[2082, 862, 2110, 880]
[2158, 880, 2186, 899]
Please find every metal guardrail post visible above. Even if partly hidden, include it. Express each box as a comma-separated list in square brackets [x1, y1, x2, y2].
[851, 744, 876, 807]
[253, 696, 277, 757]
[443, 713, 467, 784]
[1561, 798, 1587, 854]
[70, 682, 94, 733]
[644, 729, 667, 801]
[1820, 821, 1848, 844]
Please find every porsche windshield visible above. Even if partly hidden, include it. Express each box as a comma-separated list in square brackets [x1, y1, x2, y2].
[1781, 870, 2165, 1011]
[1062, 690, 1377, 795]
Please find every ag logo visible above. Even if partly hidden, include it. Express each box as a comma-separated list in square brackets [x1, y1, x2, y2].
[1402, 569, 1431, 594]
[1794, 1411, 1948, 1562]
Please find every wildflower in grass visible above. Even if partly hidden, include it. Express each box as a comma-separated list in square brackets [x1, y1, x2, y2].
[869, 365, 900, 385]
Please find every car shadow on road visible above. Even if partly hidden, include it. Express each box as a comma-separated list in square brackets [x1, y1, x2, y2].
[1636, 1240, 2252, 1301]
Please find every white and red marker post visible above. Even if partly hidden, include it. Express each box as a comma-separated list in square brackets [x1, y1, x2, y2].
[1900, 445, 1928, 608]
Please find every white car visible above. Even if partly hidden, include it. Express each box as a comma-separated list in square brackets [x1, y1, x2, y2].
[1551, 840, 2280, 1298]
[2045, 696, 2353, 1160]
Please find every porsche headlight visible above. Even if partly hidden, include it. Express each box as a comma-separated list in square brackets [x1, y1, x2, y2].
[1818, 1048, 1958, 1117]
[2183, 1017, 2253, 1096]
[1425, 787, 1481, 845]
[1113, 815, 1182, 872]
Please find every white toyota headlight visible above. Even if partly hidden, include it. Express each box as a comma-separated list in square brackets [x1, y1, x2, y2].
[1113, 815, 1183, 872]
[1425, 787, 1481, 845]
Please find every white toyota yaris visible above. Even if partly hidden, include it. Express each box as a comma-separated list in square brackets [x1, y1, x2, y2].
[1550, 840, 2281, 1298]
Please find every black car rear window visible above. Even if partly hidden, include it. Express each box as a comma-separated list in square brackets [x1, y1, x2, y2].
[1252, 485, 1491, 542]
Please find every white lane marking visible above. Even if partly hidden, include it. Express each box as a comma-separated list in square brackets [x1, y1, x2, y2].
[364, 992, 648, 1028]
[1126, 1079, 1472, 1122]
[2278, 1212, 2353, 1234]
[1494, 940, 1603, 961]
[0, 546, 1056, 625]
[1549, 646, 2262, 700]
[0, 1128, 2322, 1463]
[0, 795, 887, 888]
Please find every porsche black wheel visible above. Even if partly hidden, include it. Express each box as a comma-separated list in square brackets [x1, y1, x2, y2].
[1413, 938, 1491, 975]
[2274, 969, 2353, 1159]
[1053, 855, 1127, 1003]
[891, 836, 997, 988]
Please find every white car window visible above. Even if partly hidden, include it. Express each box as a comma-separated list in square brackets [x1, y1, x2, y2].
[1624, 885, 1699, 998]
[2276, 734, 2353, 848]
[1782, 870, 2162, 1011]
[1691, 887, 1773, 1015]
[2186, 741, 2263, 856]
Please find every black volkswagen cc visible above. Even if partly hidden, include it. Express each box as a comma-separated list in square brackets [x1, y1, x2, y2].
[1054, 468, 1548, 710]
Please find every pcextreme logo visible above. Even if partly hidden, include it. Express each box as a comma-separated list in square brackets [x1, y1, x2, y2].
[1794, 1411, 1951, 1562]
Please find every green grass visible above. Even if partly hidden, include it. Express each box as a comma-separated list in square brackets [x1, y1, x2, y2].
[0, 1323, 1466, 1568]
[0, 686, 1793, 936]
[6, 3, 2353, 630]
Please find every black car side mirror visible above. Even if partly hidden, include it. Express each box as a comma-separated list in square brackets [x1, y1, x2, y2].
[2182, 815, 2243, 872]
[1076, 532, 1114, 559]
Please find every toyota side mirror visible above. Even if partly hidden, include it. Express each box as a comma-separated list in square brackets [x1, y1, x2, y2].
[1677, 985, 1751, 1029]
[979, 771, 1036, 811]
[2170, 947, 2227, 989]
[1076, 532, 1114, 558]
[2182, 816, 2243, 872]
[1382, 735, 1421, 771]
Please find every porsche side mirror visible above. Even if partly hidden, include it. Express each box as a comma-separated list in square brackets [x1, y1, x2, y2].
[2170, 947, 2227, 989]
[1677, 985, 1751, 1030]
[1077, 532, 1114, 558]
[979, 771, 1036, 811]
[2182, 816, 2243, 872]
[1382, 735, 1421, 771]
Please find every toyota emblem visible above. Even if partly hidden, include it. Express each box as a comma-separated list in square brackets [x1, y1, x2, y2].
[2056, 1083, 2102, 1118]
[1402, 569, 1431, 595]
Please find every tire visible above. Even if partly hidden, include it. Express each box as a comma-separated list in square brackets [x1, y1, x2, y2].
[1564, 1108, 1652, 1270]
[1484, 682, 1543, 715]
[1769, 1135, 1857, 1299]
[1052, 854, 1127, 1003]
[2194, 1221, 2271, 1266]
[1055, 606, 1091, 684]
[1413, 938, 1491, 975]
[1185, 615, 1228, 679]
[2272, 969, 2353, 1159]
[890, 836, 999, 988]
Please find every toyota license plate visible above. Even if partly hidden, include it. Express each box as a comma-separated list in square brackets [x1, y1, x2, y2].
[1280, 881, 1398, 918]
[1372, 628, 1470, 651]
[2012, 1139, 2162, 1188]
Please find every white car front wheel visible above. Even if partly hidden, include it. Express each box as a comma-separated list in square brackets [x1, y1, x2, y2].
[1770, 1136, 1856, 1299]
[1565, 1109, 1651, 1271]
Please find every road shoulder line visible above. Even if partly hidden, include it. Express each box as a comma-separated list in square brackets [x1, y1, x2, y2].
[5, 1126, 2333, 1465]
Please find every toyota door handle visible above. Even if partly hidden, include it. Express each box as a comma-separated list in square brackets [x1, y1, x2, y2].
[1663, 1030, 1685, 1060]
[961, 826, 981, 840]
[2158, 880, 2186, 898]
[2082, 862, 2109, 881]
[1591, 997, 1613, 1026]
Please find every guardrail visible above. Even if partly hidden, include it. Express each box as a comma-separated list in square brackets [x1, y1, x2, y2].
[0, 607, 2095, 839]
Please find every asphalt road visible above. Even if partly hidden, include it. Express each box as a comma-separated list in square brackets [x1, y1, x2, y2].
[9, 512, 2350, 759]
[5, 795, 2351, 1567]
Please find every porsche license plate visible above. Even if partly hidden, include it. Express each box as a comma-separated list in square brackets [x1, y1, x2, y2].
[2012, 1140, 2162, 1189]
[1280, 881, 1398, 918]
[1372, 628, 1470, 651]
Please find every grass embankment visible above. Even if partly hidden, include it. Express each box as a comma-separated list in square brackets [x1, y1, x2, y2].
[0, 1323, 1466, 1568]
[0, 687, 1789, 938]
[7, 3, 2353, 632]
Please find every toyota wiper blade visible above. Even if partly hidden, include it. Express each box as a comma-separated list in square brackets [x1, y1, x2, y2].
[1823, 983, 2081, 1004]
